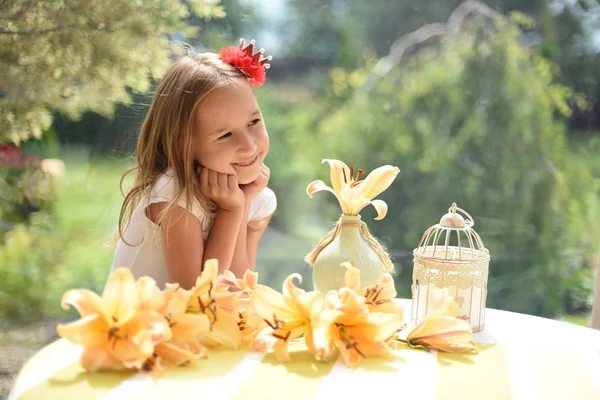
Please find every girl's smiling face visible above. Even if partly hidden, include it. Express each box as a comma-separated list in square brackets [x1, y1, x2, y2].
[193, 78, 270, 185]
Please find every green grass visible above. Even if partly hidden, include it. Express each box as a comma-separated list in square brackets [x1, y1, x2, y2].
[557, 313, 591, 328]
[47, 149, 133, 305]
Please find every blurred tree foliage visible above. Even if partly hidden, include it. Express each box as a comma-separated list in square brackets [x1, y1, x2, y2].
[0, 0, 226, 144]
[301, 11, 600, 316]
[46, 0, 259, 155]
[0, 213, 65, 320]
[284, 0, 600, 132]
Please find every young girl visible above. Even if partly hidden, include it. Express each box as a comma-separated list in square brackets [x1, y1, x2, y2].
[110, 39, 276, 289]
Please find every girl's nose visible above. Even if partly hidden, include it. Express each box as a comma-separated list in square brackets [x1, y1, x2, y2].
[238, 131, 257, 155]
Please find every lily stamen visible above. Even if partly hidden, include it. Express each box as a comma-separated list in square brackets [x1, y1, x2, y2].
[107, 326, 120, 340]
[350, 169, 365, 188]
[196, 296, 218, 323]
[264, 314, 285, 330]
[338, 325, 366, 359]
[272, 330, 291, 341]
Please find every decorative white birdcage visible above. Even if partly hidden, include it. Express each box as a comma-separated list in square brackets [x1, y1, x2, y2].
[411, 203, 490, 332]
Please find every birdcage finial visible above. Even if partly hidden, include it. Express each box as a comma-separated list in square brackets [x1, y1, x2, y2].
[439, 202, 474, 228]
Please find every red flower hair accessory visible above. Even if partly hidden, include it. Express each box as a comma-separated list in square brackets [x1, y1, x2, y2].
[219, 38, 272, 87]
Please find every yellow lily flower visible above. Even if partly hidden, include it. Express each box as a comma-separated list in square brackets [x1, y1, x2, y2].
[216, 269, 258, 298]
[57, 268, 171, 372]
[313, 288, 404, 367]
[134, 277, 211, 372]
[137, 276, 179, 313]
[401, 288, 477, 354]
[250, 273, 323, 361]
[151, 288, 211, 371]
[237, 306, 265, 342]
[406, 316, 478, 354]
[340, 262, 405, 316]
[187, 259, 243, 349]
[428, 287, 465, 318]
[306, 159, 400, 220]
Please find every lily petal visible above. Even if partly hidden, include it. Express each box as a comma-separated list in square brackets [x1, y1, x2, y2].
[430, 288, 460, 318]
[357, 165, 400, 200]
[322, 159, 351, 193]
[80, 347, 125, 372]
[188, 259, 221, 315]
[339, 185, 368, 215]
[336, 288, 370, 317]
[200, 310, 243, 349]
[371, 298, 405, 317]
[164, 287, 190, 319]
[273, 337, 291, 362]
[135, 310, 173, 345]
[337, 341, 362, 367]
[60, 289, 104, 318]
[242, 269, 258, 291]
[358, 199, 388, 220]
[196, 259, 219, 287]
[155, 341, 208, 368]
[363, 274, 397, 310]
[137, 276, 166, 313]
[282, 274, 323, 317]
[312, 309, 343, 359]
[251, 285, 303, 322]
[407, 316, 477, 354]
[282, 273, 305, 300]
[363, 312, 404, 342]
[299, 291, 325, 318]
[170, 313, 211, 342]
[341, 263, 361, 292]
[250, 326, 277, 352]
[102, 267, 140, 324]
[109, 329, 154, 370]
[57, 314, 109, 347]
[306, 180, 348, 214]
[216, 271, 238, 289]
[420, 337, 478, 353]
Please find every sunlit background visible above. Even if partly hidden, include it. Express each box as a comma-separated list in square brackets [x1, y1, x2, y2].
[1, 0, 599, 395]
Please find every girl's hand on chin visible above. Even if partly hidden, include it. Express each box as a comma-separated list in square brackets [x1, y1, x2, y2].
[198, 166, 245, 212]
[240, 163, 270, 202]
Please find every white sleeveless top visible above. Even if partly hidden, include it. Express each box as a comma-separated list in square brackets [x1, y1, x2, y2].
[110, 171, 277, 288]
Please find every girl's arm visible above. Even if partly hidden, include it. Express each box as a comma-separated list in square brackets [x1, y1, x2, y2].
[230, 163, 272, 277]
[147, 203, 205, 290]
[198, 167, 246, 275]
[229, 203, 252, 277]
[149, 201, 244, 288]
[244, 214, 272, 272]
[228, 205, 272, 277]
[202, 207, 244, 274]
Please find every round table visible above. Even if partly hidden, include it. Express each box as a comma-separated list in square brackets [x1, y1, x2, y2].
[8, 302, 600, 400]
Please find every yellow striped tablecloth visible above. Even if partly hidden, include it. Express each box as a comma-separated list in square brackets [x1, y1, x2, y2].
[9, 306, 600, 400]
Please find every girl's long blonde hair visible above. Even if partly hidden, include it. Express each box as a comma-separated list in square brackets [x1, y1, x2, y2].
[118, 53, 245, 245]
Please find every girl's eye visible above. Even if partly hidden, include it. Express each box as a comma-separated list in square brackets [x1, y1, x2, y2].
[249, 119, 261, 126]
[218, 132, 232, 140]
